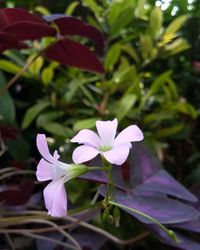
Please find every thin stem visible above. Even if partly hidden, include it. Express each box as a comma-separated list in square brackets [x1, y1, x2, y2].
[11, 231, 78, 250]
[109, 201, 180, 244]
[91, 190, 100, 204]
[4, 233, 15, 250]
[0, 132, 7, 157]
[27, 219, 82, 250]
[101, 157, 114, 208]
[0, 215, 150, 246]
[0, 51, 43, 96]
[0, 167, 17, 174]
[0, 170, 35, 181]
[87, 166, 102, 171]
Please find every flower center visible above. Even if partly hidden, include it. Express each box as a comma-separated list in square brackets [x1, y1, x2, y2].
[99, 145, 112, 152]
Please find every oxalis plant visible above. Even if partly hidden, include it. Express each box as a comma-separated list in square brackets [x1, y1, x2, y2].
[36, 118, 180, 242]
[0, 5, 200, 250]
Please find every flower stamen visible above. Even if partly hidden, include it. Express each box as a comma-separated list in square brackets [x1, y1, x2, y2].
[99, 145, 112, 152]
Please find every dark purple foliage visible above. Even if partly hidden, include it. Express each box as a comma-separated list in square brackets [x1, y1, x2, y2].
[45, 16, 104, 54]
[0, 8, 55, 48]
[0, 8, 105, 73]
[83, 143, 200, 250]
[44, 38, 104, 73]
[0, 180, 34, 206]
[0, 31, 27, 53]
[0, 8, 46, 26]
[1, 21, 56, 40]
[0, 125, 19, 140]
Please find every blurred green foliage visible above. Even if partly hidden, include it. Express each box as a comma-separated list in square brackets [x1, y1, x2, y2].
[0, 0, 199, 174]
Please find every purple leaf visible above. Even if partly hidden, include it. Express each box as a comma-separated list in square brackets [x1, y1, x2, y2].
[0, 31, 27, 53]
[7, 159, 27, 169]
[129, 143, 161, 188]
[1, 21, 56, 40]
[44, 38, 104, 73]
[149, 225, 200, 250]
[80, 169, 108, 185]
[72, 229, 107, 250]
[0, 8, 46, 27]
[171, 218, 200, 233]
[49, 16, 104, 54]
[81, 167, 127, 191]
[0, 125, 19, 140]
[37, 232, 63, 250]
[113, 191, 200, 224]
[0, 181, 34, 206]
[135, 169, 198, 203]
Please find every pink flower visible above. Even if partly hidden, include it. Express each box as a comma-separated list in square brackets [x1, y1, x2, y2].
[71, 118, 144, 165]
[36, 133, 87, 217]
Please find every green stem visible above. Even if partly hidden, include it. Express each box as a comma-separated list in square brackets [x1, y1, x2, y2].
[68, 201, 102, 215]
[101, 157, 114, 208]
[87, 166, 102, 171]
[109, 201, 180, 244]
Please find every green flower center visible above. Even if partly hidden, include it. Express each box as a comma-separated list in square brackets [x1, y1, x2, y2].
[99, 145, 112, 152]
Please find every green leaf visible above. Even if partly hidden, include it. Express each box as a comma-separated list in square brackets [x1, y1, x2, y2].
[0, 60, 29, 77]
[74, 118, 99, 130]
[22, 102, 50, 129]
[166, 78, 178, 100]
[165, 15, 188, 35]
[82, 0, 103, 17]
[36, 111, 65, 127]
[41, 122, 67, 136]
[150, 71, 172, 94]
[115, 94, 137, 121]
[140, 71, 172, 109]
[140, 34, 153, 60]
[134, 0, 147, 20]
[108, 1, 135, 37]
[34, 6, 51, 15]
[156, 124, 185, 138]
[164, 38, 190, 55]
[169, 102, 198, 119]
[41, 66, 54, 85]
[143, 112, 175, 125]
[28, 56, 44, 76]
[149, 7, 162, 38]
[6, 136, 29, 160]
[65, 1, 79, 15]
[105, 43, 121, 71]
[4, 50, 26, 67]
[121, 44, 140, 65]
[0, 72, 15, 122]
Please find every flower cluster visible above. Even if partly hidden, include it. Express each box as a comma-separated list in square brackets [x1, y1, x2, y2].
[36, 119, 143, 217]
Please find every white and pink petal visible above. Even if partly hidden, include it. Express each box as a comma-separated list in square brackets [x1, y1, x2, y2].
[72, 145, 99, 164]
[43, 179, 67, 217]
[36, 134, 55, 163]
[102, 144, 131, 165]
[71, 129, 101, 148]
[96, 118, 118, 147]
[36, 159, 52, 181]
[114, 125, 144, 147]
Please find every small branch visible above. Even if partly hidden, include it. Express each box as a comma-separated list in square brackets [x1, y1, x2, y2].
[0, 132, 7, 157]
[0, 51, 43, 96]
[109, 201, 180, 243]
[0, 211, 150, 246]
[0, 170, 35, 181]
[4, 233, 15, 250]
[11, 231, 78, 250]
